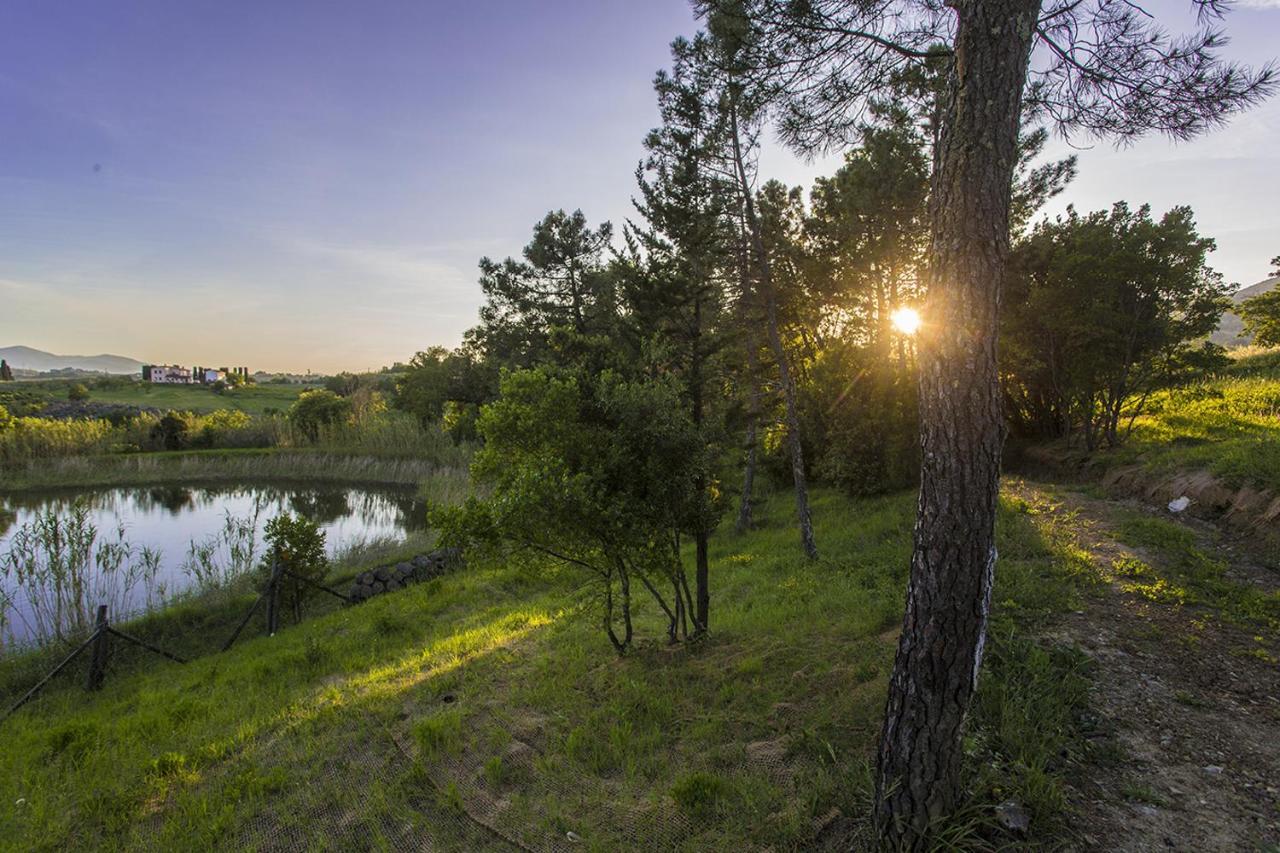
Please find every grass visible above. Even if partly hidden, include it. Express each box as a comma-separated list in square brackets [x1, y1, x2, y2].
[0, 486, 1102, 851]
[1110, 511, 1280, 631]
[3, 379, 308, 417]
[0, 531, 436, 701]
[1106, 349, 1280, 493]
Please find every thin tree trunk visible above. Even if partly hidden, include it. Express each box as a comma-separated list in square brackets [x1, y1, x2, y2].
[736, 408, 759, 533]
[735, 230, 761, 534]
[728, 86, 818, 560]
[874, 2, 1039, 846]
[691, 294, 711, 634]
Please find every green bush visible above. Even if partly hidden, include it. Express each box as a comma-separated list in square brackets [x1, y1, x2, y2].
[150, 411, 192, 451]
[259, 514, 329, 622]
[287, 390, 352, 442]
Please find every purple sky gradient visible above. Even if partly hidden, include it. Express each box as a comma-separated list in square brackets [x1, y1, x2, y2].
[1, 1, 1276, 372]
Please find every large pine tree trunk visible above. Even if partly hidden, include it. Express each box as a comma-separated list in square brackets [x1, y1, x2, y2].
[874, 1, 1040, 844]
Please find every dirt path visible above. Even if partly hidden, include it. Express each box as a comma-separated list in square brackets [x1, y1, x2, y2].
[1009, 481, 1280, 852]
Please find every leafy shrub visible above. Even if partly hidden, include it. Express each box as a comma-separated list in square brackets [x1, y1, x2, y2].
[0, 416, 117, 463]
[151, 411, 192, 450]
[287, 390, 352, 442]
[258, 514, 329, 622]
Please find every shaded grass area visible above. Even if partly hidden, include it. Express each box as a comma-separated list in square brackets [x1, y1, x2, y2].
[0, 487, 1100, 851]
[0, 448, 470, 493]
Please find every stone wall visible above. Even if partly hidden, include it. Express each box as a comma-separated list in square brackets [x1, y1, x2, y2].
[347, 547, 463, 603]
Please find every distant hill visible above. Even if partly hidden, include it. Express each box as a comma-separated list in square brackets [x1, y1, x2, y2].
[1212, 275, 1279, 348]
[0, 345, 144, 375]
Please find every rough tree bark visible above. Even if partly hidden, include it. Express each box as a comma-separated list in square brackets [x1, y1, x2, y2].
[874, 1, 1040, 845]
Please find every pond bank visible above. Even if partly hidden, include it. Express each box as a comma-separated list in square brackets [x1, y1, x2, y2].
[0, 448, 470, 495]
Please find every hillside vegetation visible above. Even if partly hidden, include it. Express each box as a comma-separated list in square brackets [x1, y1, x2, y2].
[1080, 345, 1280, 491]
[0, 488, 1099, 851]
[2, 379, 307, 417]
[1124, 362, 1280, 492]
[1033, 349, 1280, 497]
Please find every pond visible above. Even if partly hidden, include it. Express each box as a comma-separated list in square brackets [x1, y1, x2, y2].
[0, 483, 427, 648]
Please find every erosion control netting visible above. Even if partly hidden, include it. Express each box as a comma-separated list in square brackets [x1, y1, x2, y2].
[133, 711, 511, 853]
[381, 692, 846, 853]
[389, 702, 693, 852]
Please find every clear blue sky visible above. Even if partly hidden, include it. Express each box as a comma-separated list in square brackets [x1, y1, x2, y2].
[2, 1, 1276, 373]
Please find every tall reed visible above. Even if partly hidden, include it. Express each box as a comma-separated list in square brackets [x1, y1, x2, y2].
[0, 505, 164, 646]
[179, 497, 267, 595]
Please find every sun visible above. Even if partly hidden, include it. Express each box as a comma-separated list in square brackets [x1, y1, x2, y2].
[891, 307, 922, 335]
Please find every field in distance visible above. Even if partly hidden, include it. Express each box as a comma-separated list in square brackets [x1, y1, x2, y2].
[4, 379, 312, 416]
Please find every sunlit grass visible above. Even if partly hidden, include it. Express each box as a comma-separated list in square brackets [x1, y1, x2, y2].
[1113, 354, 1280, 492]
[1111, 512, 1280, 630]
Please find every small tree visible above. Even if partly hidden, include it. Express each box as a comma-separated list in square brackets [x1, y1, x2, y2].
[1239, 284, 1280, 349]
[435, 366, 706, 652]
[0, 404, 13, 432]
[324, 372, 362, 396]
[67, 383, 90, 402]
[150, 411, 191, 450]
[287, 389, 352, 442]
[0, 360, 13, 382]
[259, 514, 328, 623]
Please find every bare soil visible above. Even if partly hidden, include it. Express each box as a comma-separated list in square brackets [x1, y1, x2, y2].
[1010, 482, 1280, 852]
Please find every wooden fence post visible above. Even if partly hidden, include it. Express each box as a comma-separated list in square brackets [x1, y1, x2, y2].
[86, 605, 109, 691]
[266, 559, 282, 636]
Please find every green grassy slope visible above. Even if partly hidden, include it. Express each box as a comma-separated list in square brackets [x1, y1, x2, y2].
[1119, 354, 1280, 492]
[0, 488, 1098, 851]
[78, 383, 306, 415]
[1044, 350, 1280, 494]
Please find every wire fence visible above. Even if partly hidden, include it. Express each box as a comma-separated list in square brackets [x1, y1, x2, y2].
[1, 550, 458, 723]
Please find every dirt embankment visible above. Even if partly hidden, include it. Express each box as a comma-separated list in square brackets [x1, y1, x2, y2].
[1017, 445, 1280, 556]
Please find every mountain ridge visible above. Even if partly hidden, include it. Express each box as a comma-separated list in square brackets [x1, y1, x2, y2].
[1212, 275, 1278, 348]
[0, 345, 145, 374]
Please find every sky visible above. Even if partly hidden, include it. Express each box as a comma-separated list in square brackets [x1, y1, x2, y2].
[1, 1, 1277, 374]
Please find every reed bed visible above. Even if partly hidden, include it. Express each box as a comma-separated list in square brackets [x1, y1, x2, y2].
[1, 450, 471, 493]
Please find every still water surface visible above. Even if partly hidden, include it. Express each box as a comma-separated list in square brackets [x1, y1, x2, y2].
[0, 483, 425, 644]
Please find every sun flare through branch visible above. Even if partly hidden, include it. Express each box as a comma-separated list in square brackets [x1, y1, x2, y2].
[891, 307, 921, 336]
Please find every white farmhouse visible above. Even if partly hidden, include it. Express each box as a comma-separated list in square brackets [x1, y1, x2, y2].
[142, 365, 193, 384]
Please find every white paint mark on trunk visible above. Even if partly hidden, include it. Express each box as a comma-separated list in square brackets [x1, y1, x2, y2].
[972, 544, 997, 692]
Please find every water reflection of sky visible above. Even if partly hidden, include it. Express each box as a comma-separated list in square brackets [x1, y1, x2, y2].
[0, 484, 425, 644]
